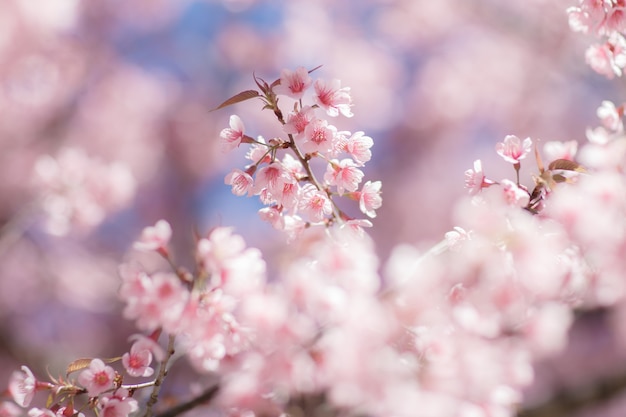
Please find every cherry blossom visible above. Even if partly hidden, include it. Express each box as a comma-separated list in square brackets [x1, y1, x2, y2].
[122, 334, 164, 377]
[356, 180, 383, 218]
[586, 32, 626, 78]
[299, 184, 333, 222]
[220, 115, 246, 152]
[27, 408, 56, 417]
[8, 366, 36, 407]
[0, 402, 21, 417]
[313, 79, 353, 118]
[77, 359, 115, 397]
[464, 159, 495, 195]
[97, 389, 138, 417]
[225, 168, 254, 196]
[283, 105, 315, 139]
[274, 67, 312, 99]
[543, 140, 578, 161]
[32, 148, 136, 236]
[500, 179, 530, 207]
[323, 159, 364, 196]
[301, 118, 337, 155]
[132, 219, 172, 252]
[343, 131, 373, 166]
[495, 135, 533, 164]
[597, 99, 624, 131]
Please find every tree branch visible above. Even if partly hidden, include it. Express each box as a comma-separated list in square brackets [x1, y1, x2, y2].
[154, 385, 220, 417]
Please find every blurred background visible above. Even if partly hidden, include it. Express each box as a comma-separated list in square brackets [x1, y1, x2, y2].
[0, 0, 625, 416]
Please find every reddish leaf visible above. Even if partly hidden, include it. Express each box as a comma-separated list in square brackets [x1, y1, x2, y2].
[211, 90, 260, 111]
[548, 158, 586, 172]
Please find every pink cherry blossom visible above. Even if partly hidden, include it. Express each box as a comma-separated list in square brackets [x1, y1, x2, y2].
[220, 115, 245, 153]
[324, 159, 364, 196]
[27, 409, 55, 417]
[252, 162, 294, 197]
[445, 226, 471, 250]
[464, 159, 495, 195]
[77, 359, 115, 397]
[543, 140, 578, 161]
[0, 402, 22, 417]
[122, 334, 164, 377]
[585, 33, 626, 78]
[32, 148, 136, 236]
[495, 135, 532, 164]
[225, 168, 254, 196]
[605, 3, 626, 33]
[274, 67, 312, 99]
[299, 184, 333, 222]
[343, 131, 373, 166]
[283, 105, 315, 139]
[121, 271, 188, 333]
[97, 389, 138, 417]
[8, 366, 36, 407]
[302, 118, 337, 155]
[357, 180, 382, 218]
[258, 206, 285, 230]
[597, 100, 624, 131]
[132, 219, 172, 252]
[245, 136, 271, 164]
[313, 79, 353, 118]
[500, 179, 530, 207]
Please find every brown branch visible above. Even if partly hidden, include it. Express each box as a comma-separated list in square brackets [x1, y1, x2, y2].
[518, 371, 626, 417]
[154, 385, 220, 417]
[143, 334, 177, 417]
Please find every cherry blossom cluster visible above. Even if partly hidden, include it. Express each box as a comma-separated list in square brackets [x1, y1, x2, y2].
[567, 0, 626, 77]
[32, 147, 136, 236]
[220, 67, 382, 239]
[4, 335, 164, 417]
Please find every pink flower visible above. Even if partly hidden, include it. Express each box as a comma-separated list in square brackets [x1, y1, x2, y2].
[122, 334, 165, 378]
[299, 184, 333, 222]
[274, 67, 312, 99]
[357, 180, 382, 218]
[314, 79, 353, 118]
[27, 409, 55, 417]
[543, 141, 578, 161]
[444, 226, 471, 250]
[252, 162, 294, 198]
[0, 402, 22, 417]
[133, 219, 172, 252]
[259, 206, 285, 230]
[343, 131, 373, 166]
[283, 105, 315, 139]
[324, 159, 364, 196]
[302, 118, 337, 155]
[597, 100, 624, 132]
[500, 179, 530, 207]
[225, 169, 254, 196]
[122, 272, 189, 333]
[220, 115, 245, 152]
[495, 135, 532, 164]
[9, 366, 36, 407]
[77, 359, 115, 397]
[98, 389, 138, 417]
[464, 159, 495, 195]
[585, 33, 626, 78]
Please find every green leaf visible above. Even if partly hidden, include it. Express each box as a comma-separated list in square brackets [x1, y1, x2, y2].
[211, 90, 260, 111]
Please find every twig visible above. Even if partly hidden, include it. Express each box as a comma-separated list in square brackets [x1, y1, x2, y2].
[518, 371, 626, 417]
[154, 385, 220, 417]
[143, 334, 177, 417]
